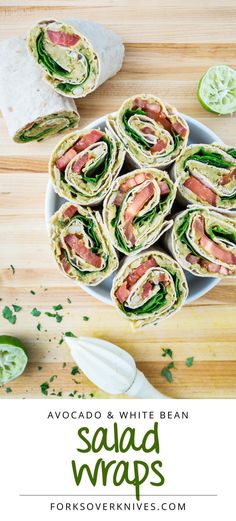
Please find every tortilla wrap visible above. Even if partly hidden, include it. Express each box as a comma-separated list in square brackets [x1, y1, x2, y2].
[49, 127, 125, 205]
[0, 37, 79, 143]
[164, 207, 236, 278]
[111, 249, 188, 329]
[171, 143, 236, 210]
[103, 168, 176, 255]
[27, 19, 124, 98]
[107, 94, 189, 168]
[50, 202, 119, 286]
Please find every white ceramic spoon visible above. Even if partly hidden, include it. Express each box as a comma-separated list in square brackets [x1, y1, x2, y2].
[65, 336, 167, 399]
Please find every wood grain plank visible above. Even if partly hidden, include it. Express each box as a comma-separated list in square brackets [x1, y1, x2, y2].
[1, 2, 236, 43]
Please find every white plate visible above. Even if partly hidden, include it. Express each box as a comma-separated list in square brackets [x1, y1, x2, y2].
[45, 113, 221, 306]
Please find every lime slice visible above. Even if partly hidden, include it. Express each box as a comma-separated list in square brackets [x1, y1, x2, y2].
[198, 65, 236, 115]
[0, 335, 28, 384]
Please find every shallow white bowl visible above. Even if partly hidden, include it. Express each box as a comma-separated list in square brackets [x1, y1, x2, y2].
[45, 113, 222, 305]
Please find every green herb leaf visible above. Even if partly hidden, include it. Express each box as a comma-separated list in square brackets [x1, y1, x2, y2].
[67, 298, 72, 304]
[167, 361, 175, 370]
[62, 362, 66, 368]
[37, 323, 41, 331]
[59, 338, 64, 345]
[38, 366, 42, 371]
[162, 348, 173, 359]
[30, 290, 36, 295]
[2, 305, 16, 324]
[161, 367, 173, 383]
[49, 375, 58, 383]
[31, 307, 41, 317]
[10, 264, 15, 275]
[83, 315, 89, 321]
[53, 304, 63, 311]
[64, 331, 77, 338]
[55, 313, 63, 323]
[40, 382, 49, 395]
[71, 366, 79, 376]
[186, 356, 194, 367]
[12, 304, 22, 312]
[5, 387, 12, 393]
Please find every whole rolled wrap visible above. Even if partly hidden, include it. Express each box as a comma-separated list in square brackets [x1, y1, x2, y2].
[172, 143, 236, 210]
[107, 94, 189, 168]
[51, 202, 118, 286]
[103, 168, 176, 255]
[164, 207, 236, 278]
[27, 19, 124, 98]
[111, 250, 188, 329]
[0, 37, 79, 143]
[49, 127, 125, 205]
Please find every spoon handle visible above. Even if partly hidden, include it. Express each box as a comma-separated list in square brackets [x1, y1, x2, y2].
[126, 370, 168, 399]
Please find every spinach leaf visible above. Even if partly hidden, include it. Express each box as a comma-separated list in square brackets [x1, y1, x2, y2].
[123, 284, 167, 316]
[226, 147, 236, 159]
[82, 136, 113, 184]
[208, 224, 236, 244]
[122, 109, 151, 149]
[36, 32, 69, 77]
[183, 148, 234, 170]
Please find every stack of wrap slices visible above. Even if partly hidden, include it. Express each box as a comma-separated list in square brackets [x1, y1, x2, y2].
[1, 19, 235, 330]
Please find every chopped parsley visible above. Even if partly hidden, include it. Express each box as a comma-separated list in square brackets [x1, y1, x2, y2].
[5, 387, 12, 393]
[31, 307, 41, 317]
[53, 304, 63, 311]
[161, 367, 173, 383]
[10, 264, 15, 275]
[40, 382, 49, 396]
[2, 306, 16, 324]
[45, 311, 63, 322]
[161, 348, 173, 359]
[12, 304, 22, 312]
[62, 362, 67, 368]
[71, 366, 80, 376]
[83, 315, 90, 321]
[59, 337, 64, 345]
[30, 290, 36, 295]
[67, 298, 72, 304]
[37, 323, 41, 331]
[64, 331, 77, 337]
[49, 375, 58, 383]
[186, 356, 194, 367]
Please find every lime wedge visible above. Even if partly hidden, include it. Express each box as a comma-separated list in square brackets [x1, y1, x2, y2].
[198, 65, 236, 115]
[0, 335, 28, 384]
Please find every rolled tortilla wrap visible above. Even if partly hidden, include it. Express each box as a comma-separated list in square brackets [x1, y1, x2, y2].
[27, 19, 124, 98]
[0, 37, 79, 143]
[51, 202, 118, 285]
[172, 143, 236, 210]
[49, 127, 125, 205]
[103, 168, 176, 255]
[107, 94, 189, 168]
[111, 250, 188, 329]
[164, 207, 236, 278]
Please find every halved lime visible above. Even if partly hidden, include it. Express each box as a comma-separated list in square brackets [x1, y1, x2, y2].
[0, 335, 28, 384]
[198, 65, 236, 115]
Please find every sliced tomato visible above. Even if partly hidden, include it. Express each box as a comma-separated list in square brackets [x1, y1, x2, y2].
[73, 152, 90, 173]
[184, 176, 217, 206]
[172, 121, 188, 137]
[47, 30, 81, 47]
[200, 235, 236, 265]
[124, 182, 155, 222]
[115, 282, 130, 304]
[63, 205, 78, 219]
[158, 180, 170, 195]
[151, 140, 167, 153]
[186, 253, 200, 265]
[126, 258, 157, 287]
[56, 147, 77, 171]
[141, 280, 152, 299]
[64, 235, 102, 268]
[74, 130, 103, 153]
[60, 253, 70, 273]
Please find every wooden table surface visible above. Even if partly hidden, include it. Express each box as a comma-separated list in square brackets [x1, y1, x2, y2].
[0, 0, 236, 399]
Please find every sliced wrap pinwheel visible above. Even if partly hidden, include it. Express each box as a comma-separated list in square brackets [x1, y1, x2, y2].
[51, 203, 118, 286]
[49, 127, 125, 205]
[173, 143, 236, 210]
[103, 168, 176, 255]
[27, 19, 124, 98]
[164, 207, 236, 277]
[107, 94, 189, 168]
[111, 250, 188, 329]
[0, 37, 79, 143]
